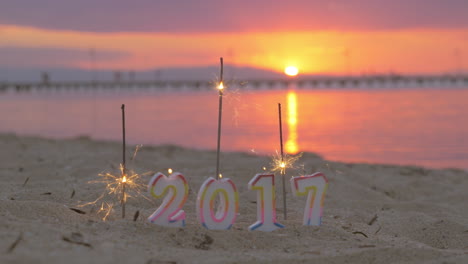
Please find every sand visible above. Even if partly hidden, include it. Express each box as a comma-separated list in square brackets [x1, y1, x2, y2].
[0, 133, 467, 264]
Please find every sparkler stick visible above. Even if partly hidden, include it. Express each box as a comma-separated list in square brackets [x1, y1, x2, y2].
[278, 103, 287, 220]
[121, 104, 127, 219]
[216, 57, 224, 180]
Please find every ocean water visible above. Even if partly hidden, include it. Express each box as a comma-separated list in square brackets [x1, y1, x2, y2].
[1, 86, 467, 169]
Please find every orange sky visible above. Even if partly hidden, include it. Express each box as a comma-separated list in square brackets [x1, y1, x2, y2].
[1, 24, 467, 75]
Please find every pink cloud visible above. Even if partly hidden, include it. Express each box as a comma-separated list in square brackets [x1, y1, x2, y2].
[0, 0, 467, 33]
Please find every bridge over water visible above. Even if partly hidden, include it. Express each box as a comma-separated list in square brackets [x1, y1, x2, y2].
[1, 75, 467, 94]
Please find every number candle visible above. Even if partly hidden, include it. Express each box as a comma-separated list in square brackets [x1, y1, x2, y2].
[290, 172, 328, 226]
[248, 173, 284, 232]
[197, 177, 239, 230]
[148, 172, 189, 227]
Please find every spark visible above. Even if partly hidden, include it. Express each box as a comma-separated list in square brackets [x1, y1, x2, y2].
[131, 144, 143, 161]
[79, 147, 150, 221]
[168, 168, 173, 174]
[225, 87, 244, 127]
[270, 150, 303, 175]
[211, 74, 246, 128]
[98, 203, 114, 221]
[325, 162, 344, 178]
[95, 164, 140, 198]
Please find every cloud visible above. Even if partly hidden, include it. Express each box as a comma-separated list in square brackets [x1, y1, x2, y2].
[0, 0, 467, 33]
[0, 46, 129, 67]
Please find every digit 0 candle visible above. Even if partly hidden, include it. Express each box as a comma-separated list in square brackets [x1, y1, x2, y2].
[197, 177, 239, 230]
[290, 172, 328, 226]
[248, 173, 284, 232]
[148, 172, 189, 227]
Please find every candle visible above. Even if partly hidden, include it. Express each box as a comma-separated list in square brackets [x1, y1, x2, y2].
[290, 172, 328, 226]
[197, 177, 239, 230]
[248, 173, 284, 231]
[148, 172, 189, 227]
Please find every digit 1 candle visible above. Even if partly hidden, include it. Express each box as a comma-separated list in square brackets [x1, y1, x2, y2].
[197, 177, 239, 230]
[148, 172, 189, 227]
[248, 173, 284, 232]
[290, 172, 328, 226]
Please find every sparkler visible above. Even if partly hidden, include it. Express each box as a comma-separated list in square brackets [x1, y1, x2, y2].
[121, 104, 127, 219]
[216, 57, 224, 180]
[79, 107, 149, 222]
[270, 151, 303, 174]
[278, 103, 287, 220]
[79, 163, 147, 221]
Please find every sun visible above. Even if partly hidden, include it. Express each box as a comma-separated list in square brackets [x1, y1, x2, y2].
[284, 66, 299, 77]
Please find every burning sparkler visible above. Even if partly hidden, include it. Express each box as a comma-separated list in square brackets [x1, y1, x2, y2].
[121, 104, 127, 218]
[270, 148, 303, 221]
[79, 105, 150, 221]
[216, 57, 224, 180]
[278, 103, 288, 220]
[79, 163, 148, 221]
[270, 150, 303, 174]
[271, 101, 303, 221]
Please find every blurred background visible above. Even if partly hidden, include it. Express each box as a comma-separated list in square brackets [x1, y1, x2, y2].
[0, 0, 467, 169]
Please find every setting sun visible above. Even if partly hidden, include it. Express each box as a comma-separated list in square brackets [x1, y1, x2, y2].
[284, 66, 299, 76]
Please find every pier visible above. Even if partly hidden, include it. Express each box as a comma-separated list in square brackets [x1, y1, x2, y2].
[1, 75, 467, 94]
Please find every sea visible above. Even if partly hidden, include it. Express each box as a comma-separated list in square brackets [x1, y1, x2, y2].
[1, 83, 467, 169]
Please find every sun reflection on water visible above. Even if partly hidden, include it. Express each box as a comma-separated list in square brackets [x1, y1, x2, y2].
[285, 91, 299, 154]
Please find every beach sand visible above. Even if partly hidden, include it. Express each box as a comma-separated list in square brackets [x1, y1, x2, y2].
[0, 133, 467, 263]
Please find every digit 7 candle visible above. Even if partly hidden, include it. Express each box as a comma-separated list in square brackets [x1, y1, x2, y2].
[148, 172, 189, 227]
[248, 173, 284, 232]
[197, 177, 239, 230]
[290, 172, 328, 226]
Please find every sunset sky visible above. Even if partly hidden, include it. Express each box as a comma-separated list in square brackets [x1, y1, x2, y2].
[1, 0, 467, 75]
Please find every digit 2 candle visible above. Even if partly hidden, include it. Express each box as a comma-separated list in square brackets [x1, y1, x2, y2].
[148, 172, 189, 227]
